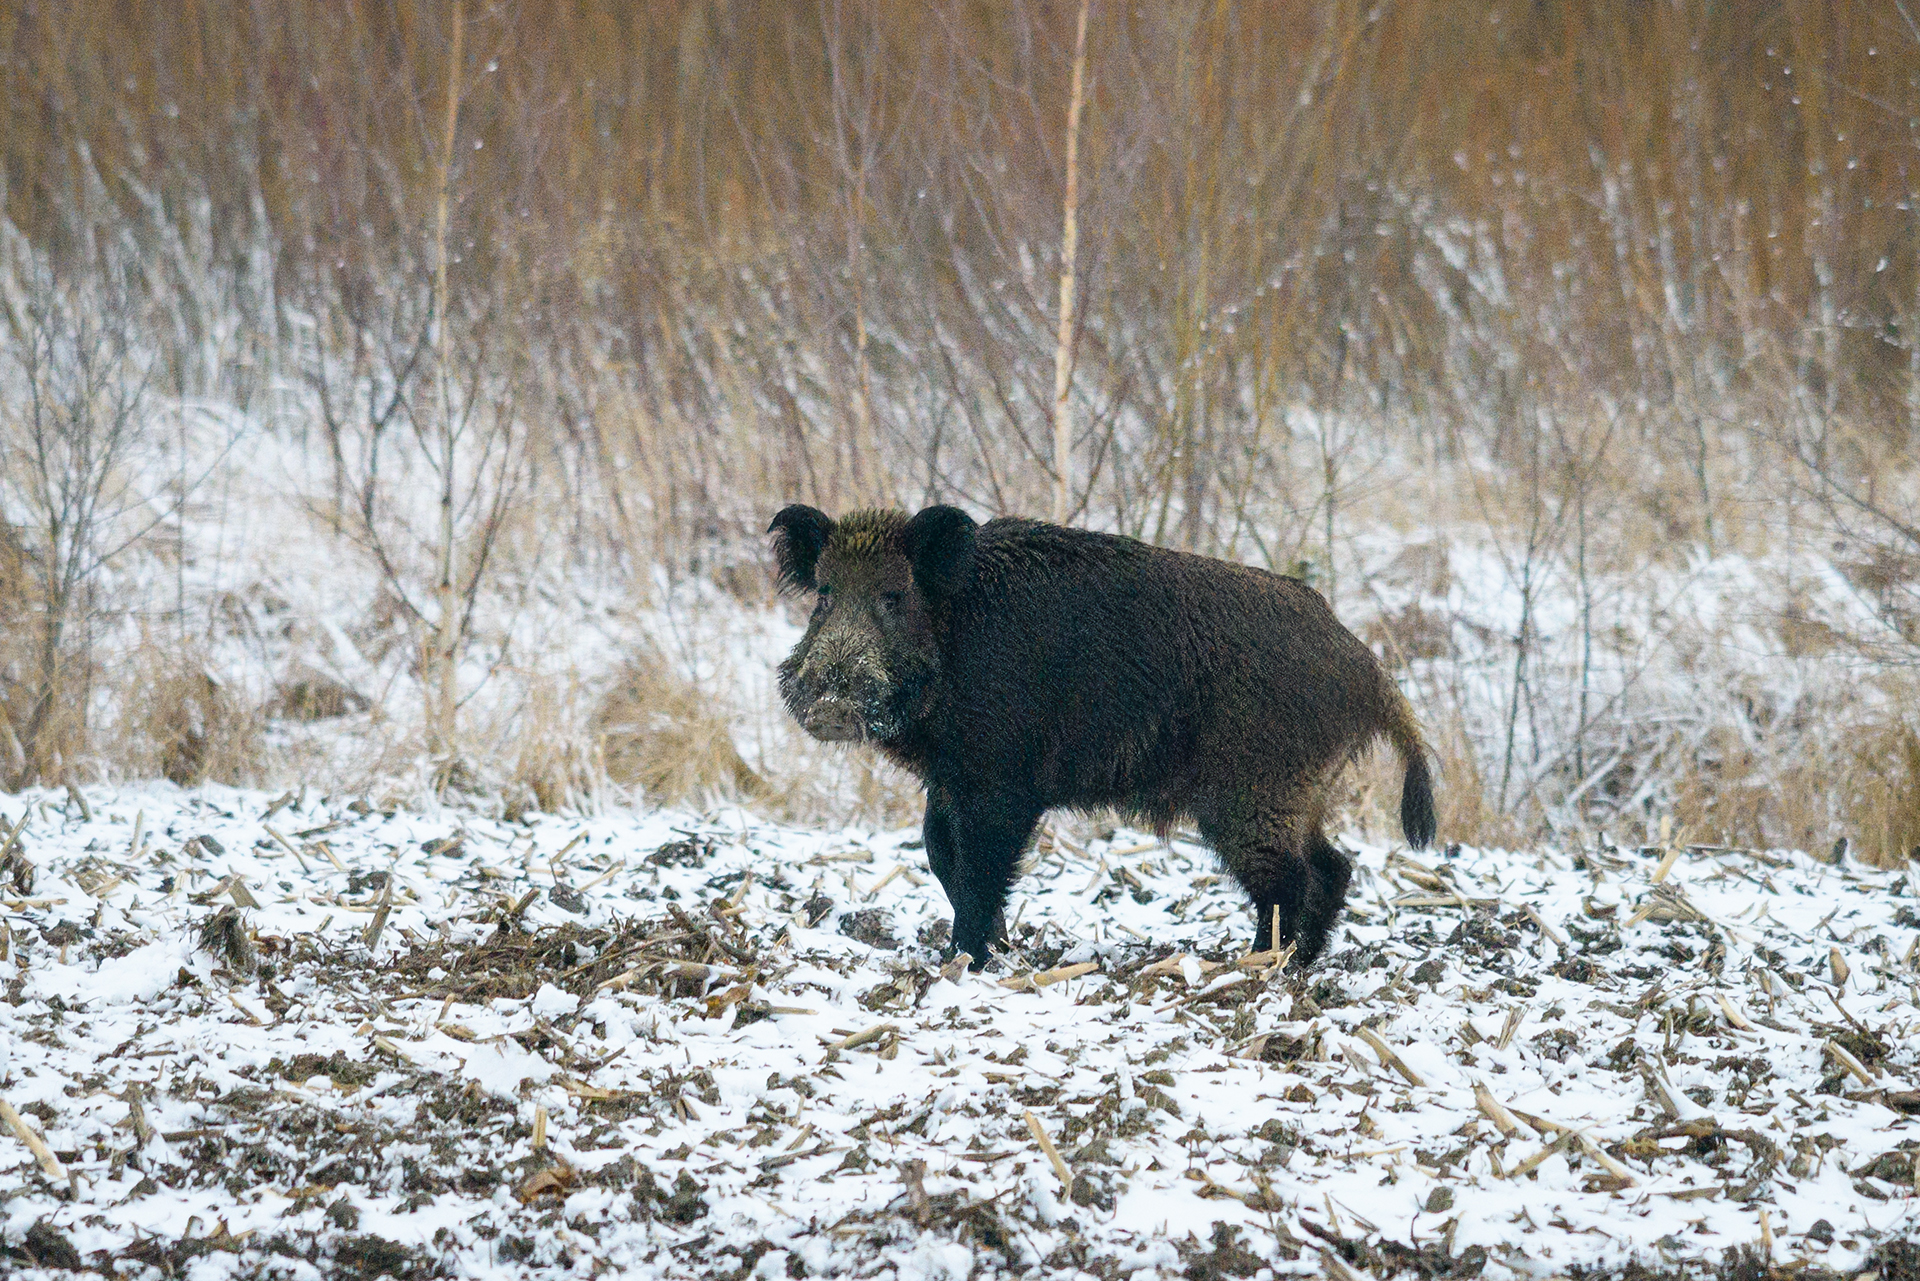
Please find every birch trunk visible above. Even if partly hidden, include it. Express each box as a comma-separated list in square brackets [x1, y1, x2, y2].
[429, 2, 464, 765]
[1050, 0, 1090, 526]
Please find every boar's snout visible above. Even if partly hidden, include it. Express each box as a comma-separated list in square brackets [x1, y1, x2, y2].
[782, 635, 897, 743]
[800, 695, 867, 742]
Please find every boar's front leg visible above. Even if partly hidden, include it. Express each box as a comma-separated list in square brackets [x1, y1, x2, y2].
[923, 789, 1039, 969]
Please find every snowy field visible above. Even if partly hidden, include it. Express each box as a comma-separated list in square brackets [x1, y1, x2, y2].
[2, 785, 1919, 1279]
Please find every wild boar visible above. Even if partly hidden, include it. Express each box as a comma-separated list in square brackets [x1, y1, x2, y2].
[769, 503, 1434, 969]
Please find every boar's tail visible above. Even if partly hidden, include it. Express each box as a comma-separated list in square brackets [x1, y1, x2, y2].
[1383, 685, 1436, 850]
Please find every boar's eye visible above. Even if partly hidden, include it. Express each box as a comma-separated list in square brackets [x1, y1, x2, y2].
[877, 590, 904, 616]
[812, 585, 833, 617]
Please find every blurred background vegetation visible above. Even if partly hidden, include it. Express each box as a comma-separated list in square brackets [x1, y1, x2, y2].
[3, 1, 1920, 861]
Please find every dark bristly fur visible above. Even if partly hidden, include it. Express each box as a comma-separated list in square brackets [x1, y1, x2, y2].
[770, 504, 1435, 970]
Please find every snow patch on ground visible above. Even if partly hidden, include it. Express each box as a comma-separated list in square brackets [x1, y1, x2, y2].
[1, 786, 1917, 1278]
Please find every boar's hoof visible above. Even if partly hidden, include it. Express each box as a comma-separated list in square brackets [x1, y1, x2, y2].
[941, 944, 988, 973]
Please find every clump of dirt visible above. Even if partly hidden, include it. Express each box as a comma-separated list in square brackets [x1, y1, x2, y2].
[838, 908, 898, 950]
[1452, 915, 1519, 957]
[269, 1049, 379, 1089]
[3, 1221, 81, 1271]
[1533, 1028, 1582, 1062]
[648, 836, 717, 869]
[1303, 1216, 1488, 1280]
[1565, 1246, 1767, 1281]
[384, 907, 764, 1004]
[649, 1169, 710, 1223]
[1178, 1221, 1284, 1279]
[197, 904, 258, 974]
[826, 1185, 1027, 1274]
[332, 1234, 447, 1279]
[1875, 1241, 1920, 1281]
[114, 1228, 452, 1279]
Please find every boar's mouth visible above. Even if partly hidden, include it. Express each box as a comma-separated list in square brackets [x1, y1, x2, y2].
[800, 697, 868, 743]
[788, 684, 924, 745]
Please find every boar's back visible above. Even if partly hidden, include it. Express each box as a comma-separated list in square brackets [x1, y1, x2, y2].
[927, 519, 1389, 806]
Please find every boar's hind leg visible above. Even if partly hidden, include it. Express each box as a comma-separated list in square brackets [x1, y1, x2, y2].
[1215, 808, 1349, 969]
[926, 791, 1039, 970]
[1296, 828, 1353, 967]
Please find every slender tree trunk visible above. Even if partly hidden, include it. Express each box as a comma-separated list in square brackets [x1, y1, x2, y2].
[848, 173, 874, 502]
[429, 1, 464, 766]
[1322, 441, 1337, 609]
[1910, 171, 1919, 449]
[1050, 0, 1090, 526]
[20, 605, 65, 787]
[1575, 483, 1591, 785]
[1692, 412, 1714, 557]
[1498, 414, 1545, 815]
[1499, 561, 1533, 815]
[1319, 324, 1350, 611]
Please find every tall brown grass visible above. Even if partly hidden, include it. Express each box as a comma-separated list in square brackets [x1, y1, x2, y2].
[114, 639, 263, 788]
[2, 2, 1919, 856]
[6, 2, 1916, 529]
[593, 649, 767, 807]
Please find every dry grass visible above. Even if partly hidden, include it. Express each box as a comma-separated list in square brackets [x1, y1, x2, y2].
[592, 647, 768, 809]
[495, 671, 601, 820]
[265, 669, 370, 722]
[1668, 725, 1823, 857]
[1327, 742, 1409, 850]
[1848, 720, 1920, 868]
[1658, 679, 1920, 869]
[112, 639, 263, 788]
[1421, 712, 1529, 853]
[0, 523, 89, 789]
[766, 737, 925, 830]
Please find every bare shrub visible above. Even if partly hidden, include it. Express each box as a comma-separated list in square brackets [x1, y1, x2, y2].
[0, 521, 49, 781]
[267, 671, 371, 723]
[1652, 675, 1920, 870]
[0, 245, 157, 788]
[1847, 719, 1920, 868]
[1667, 723, 1821, 857]
[498, 672, 601, 821]
[593, 650, 767, 808]
[115, 643, 262, 788]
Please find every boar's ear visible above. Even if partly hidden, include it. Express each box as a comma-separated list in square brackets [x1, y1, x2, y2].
[769, 504, 835, 591]
[903, 505, 977, 601]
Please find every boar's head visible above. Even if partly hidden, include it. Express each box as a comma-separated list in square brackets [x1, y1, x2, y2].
[768, 504, 976, 743]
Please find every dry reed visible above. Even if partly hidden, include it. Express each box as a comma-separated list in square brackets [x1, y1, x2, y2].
[0, 2, 1916, 861]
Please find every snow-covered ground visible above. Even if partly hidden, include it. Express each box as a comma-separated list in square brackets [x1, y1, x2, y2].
[2, 785, 1918, 1278]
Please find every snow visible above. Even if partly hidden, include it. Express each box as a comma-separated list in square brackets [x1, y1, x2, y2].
[1, 785, 1917, 1278]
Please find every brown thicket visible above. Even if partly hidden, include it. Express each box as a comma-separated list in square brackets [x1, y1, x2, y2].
[3, 2, 1919, 855]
